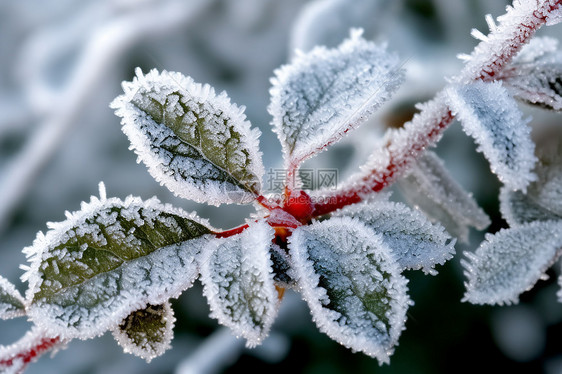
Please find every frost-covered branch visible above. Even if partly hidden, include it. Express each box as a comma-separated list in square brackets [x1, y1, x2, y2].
[0, 328, 62, 374]
[311, 0, 562, 216]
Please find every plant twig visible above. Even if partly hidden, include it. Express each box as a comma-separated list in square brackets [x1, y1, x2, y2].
[311, 0, 562, 217]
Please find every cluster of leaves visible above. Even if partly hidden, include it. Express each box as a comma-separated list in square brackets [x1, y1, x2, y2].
[0, 31, 457, 369]
[460, 34, 562, 306]
[1, 1, 562, 372]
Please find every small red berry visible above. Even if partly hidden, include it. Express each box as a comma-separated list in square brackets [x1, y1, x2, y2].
[283, 190, 314, 223]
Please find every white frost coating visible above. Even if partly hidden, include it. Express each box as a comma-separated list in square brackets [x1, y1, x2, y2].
[445, 81, 536, 191]
[111, 301, 175, 363]
[111, 68, 265, 206]
[545, 1, 562, 25]
[399, 151, 490, 242]
[335, 201, 456, 275]
[511, 36, 559, 64]
[338, 92, 450, 197]
[530, 127, 562, 215]
[500, 37, 562, 111]
[0, 275, 26, 320]
[289, 217, 410, 364]
[499, 186, 561, 226]
[266, 208, 301, 228]
[22, 192, 213, 340]
[98, 181, 107, 202]
[199, 220, 278, 348]
[0, 326, 63, 373]
[462, 220, 562, 305]
[500, 126, 562, 225]
[457, 0, 562, 82]
[269, 29, 404, 169]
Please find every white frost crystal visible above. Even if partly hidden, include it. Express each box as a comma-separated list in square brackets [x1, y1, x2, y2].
[199, 220, 278, 347]
[22, 192, 212, 340]
[111, 302, 175, 363]
[269, 29, 404, 169]
[446, 81, 536, 191]
[289, 217, 410, 364]
[111, 68, 265, 206]
[0, 276, 25, 320]
[335, 200, 456, 275]
[462, 220, 562, 305]
[500, 37, 562, 111]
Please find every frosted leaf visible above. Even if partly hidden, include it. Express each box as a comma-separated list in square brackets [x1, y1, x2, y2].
[0, 276, 25, 320]
[111, 68, 265, 206]
[462, 220, 562, 305]
[289, 217, 410, 364]
[510, 37, 558, 64]
[500, 126, 562, 225]
[199, 220, 278, 347]
[269, 243, 296, 289]
[112, 302, 175, 363]
[269, 29, 404, 169]
[528, 127, 562, 216]
[398, 151, 491, 242]
[23, 193, 212, 339]
[457, 0, 562, 82]
[446, 81, 536, 191]
[500, 37, 562, 111]
[334, 201, 456, 275]
[499, 187, 561, 226]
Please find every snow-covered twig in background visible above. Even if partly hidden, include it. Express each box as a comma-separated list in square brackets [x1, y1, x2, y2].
[0, 0, 211, 233]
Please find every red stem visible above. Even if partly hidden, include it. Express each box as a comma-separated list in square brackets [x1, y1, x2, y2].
[256, 195, 279, 211]
[214, 223, 250, 238]
[0, 335, 61, 373]
[313, 110, 453, 216]
[311, 0, 562, 217]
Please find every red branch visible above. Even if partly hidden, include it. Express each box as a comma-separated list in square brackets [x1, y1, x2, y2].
[0, 335, 61, 373]
[311, 0, 562, 217]
[214, 223, 250, 238]
[313, 110, 453, 216]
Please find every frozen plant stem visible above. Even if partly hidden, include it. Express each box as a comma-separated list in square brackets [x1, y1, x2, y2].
[0, 329, 62, 373]
[310, 0, 562, 217]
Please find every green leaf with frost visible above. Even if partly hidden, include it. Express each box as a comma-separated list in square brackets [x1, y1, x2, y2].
[289, 217, 410, 365]
[0, 275, 25, 320]
[111, 68, 265, 206]
[112, 302, 175, 363]
[23, 192, 212, 339]
[335, 200, 456, 275]
[199, 221, 278, 347]
[269, 29, 403, 169]
[462, 220, 562, 305]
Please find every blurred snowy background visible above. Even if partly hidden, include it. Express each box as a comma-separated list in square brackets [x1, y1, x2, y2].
[2, 0, 562, 373]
